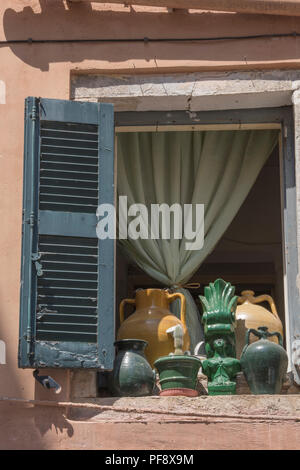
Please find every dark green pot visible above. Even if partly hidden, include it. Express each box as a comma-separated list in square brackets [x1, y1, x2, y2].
[110, 339, 155, 397]
[154, 355, 202, 391]
[240, 327, 288, 395]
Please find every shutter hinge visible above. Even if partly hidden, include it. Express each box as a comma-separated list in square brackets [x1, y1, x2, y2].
[25, 213, 35, 228]
[29, 97, 41, 121]
[32, 253, 43, 277]
[24, 327, 34, 357]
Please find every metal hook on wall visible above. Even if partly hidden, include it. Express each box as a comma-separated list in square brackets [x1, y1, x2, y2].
[33, 370, 62, 394]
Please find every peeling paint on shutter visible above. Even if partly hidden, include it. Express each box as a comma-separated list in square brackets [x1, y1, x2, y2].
[19, 98, 115, 369]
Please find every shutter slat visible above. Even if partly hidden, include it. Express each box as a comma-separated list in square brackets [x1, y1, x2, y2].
[41, 161, 98, 169]
[41, 152, 98, 163]
[39, 314, 97, 321]
[40, 170, 98, 181]
[42, 146, 98, 157]
[42, 271, 97, 280]
[37, 306, 97, 315]
[39, 279, 97, 288]
[37, 331, 97, 342]
[38, 322, 97, 329]
[42, 137, 98, 147]
[40, 186, 97, 197]
[40, 177, 98, 189]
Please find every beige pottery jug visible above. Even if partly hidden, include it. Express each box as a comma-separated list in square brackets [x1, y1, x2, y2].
[235, 290, 284, 358]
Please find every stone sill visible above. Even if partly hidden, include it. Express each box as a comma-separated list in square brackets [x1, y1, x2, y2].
[68, 394, 300, 423]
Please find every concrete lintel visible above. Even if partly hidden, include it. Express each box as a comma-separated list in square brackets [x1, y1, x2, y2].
[71, 70, 300, 111]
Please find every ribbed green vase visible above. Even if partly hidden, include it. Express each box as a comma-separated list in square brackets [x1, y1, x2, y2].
[154, 355, 201, 391]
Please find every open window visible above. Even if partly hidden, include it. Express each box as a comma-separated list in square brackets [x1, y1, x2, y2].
[113, 107, 298, 386]
[19, 99, 298, 387]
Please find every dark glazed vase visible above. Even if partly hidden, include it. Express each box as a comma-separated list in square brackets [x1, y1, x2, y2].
[240, 327, 288, 394]
[110, 339, 155, 397]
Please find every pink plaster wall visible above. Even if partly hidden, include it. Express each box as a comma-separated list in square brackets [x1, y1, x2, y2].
[0, 0, 300, 449]
[1, 402, 300, 450]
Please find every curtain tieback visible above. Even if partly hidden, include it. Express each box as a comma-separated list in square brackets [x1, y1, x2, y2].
[172, 283, 200, 290]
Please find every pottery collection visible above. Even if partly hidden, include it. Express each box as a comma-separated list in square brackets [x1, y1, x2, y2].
[111, 286, 288, 398]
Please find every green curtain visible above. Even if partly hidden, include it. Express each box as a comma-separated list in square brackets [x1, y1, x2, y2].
[117, 129, 278, 350]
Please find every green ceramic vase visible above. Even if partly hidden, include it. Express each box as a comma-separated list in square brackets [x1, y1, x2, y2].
[154, 355, 202, 392]
[240, 326, 288, 394]
[110, 339, 155, 397]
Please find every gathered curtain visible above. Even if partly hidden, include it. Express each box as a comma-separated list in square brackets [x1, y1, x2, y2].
[117, 129, 279, 350]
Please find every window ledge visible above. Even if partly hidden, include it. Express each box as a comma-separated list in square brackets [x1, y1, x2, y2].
[68, 394, 300, 423]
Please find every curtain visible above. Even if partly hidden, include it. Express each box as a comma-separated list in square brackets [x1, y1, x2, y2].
[117, 129, 278, 350]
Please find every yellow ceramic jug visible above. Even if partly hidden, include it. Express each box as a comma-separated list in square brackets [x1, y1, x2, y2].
[117, 288, 190, 367]
[236, 290, 284, 349]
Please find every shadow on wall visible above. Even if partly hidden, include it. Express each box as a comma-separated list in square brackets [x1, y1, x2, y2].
[0, 403, 74, 450]
[2, 0, 300, 71]
[34, 406, 74, 442]
[0, 308, 74, 448]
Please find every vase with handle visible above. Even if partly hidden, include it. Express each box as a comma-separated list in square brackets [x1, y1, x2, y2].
[117, 288, 190, 367]
[235, 290, 284, 358]
[240, 326, 288, 394]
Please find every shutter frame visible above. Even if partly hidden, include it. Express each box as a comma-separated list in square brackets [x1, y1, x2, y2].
[19, 97, 40, 367]
[19, 98, 115, 369]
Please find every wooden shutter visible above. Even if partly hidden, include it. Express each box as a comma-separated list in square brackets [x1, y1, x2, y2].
[19, 97, 115, 369]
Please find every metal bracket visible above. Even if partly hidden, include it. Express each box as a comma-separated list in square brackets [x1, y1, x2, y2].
[33, 370, 62, 394]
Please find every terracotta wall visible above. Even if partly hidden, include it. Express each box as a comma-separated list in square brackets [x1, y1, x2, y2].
[0, 0, 299, 413]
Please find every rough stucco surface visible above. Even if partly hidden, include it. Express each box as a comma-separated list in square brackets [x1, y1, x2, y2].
[0, 395, 300, 450]
[68, 395, 300, 421]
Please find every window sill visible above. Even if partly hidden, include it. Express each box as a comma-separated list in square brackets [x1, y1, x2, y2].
[68, 394, 300, 423]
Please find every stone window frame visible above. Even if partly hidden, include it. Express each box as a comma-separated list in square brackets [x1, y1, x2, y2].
[71, 71, 300, 385]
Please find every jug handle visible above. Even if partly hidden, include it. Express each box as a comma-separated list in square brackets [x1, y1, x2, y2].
[245, 328, 263, 347]
[120, 299, 136, 324]
[245, 328, 283, 347]
[238, 291, 280, 320]
[194, 341, 205, 356]
[167, 292, 186, 328]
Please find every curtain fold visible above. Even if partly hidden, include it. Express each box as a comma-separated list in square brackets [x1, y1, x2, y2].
[117, 129, 278, 350]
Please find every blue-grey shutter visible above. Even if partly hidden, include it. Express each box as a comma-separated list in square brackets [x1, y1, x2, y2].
[19, 97, 115, 369]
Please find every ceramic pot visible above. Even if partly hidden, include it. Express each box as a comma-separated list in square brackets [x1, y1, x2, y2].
[240, 327, 288, 394]
[110, 339, 155, 397]
[236, 290, 283, 357]
[154, 355, 201, 394]
[159, 388, 198, 397]
[117, 289, 190, 367]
